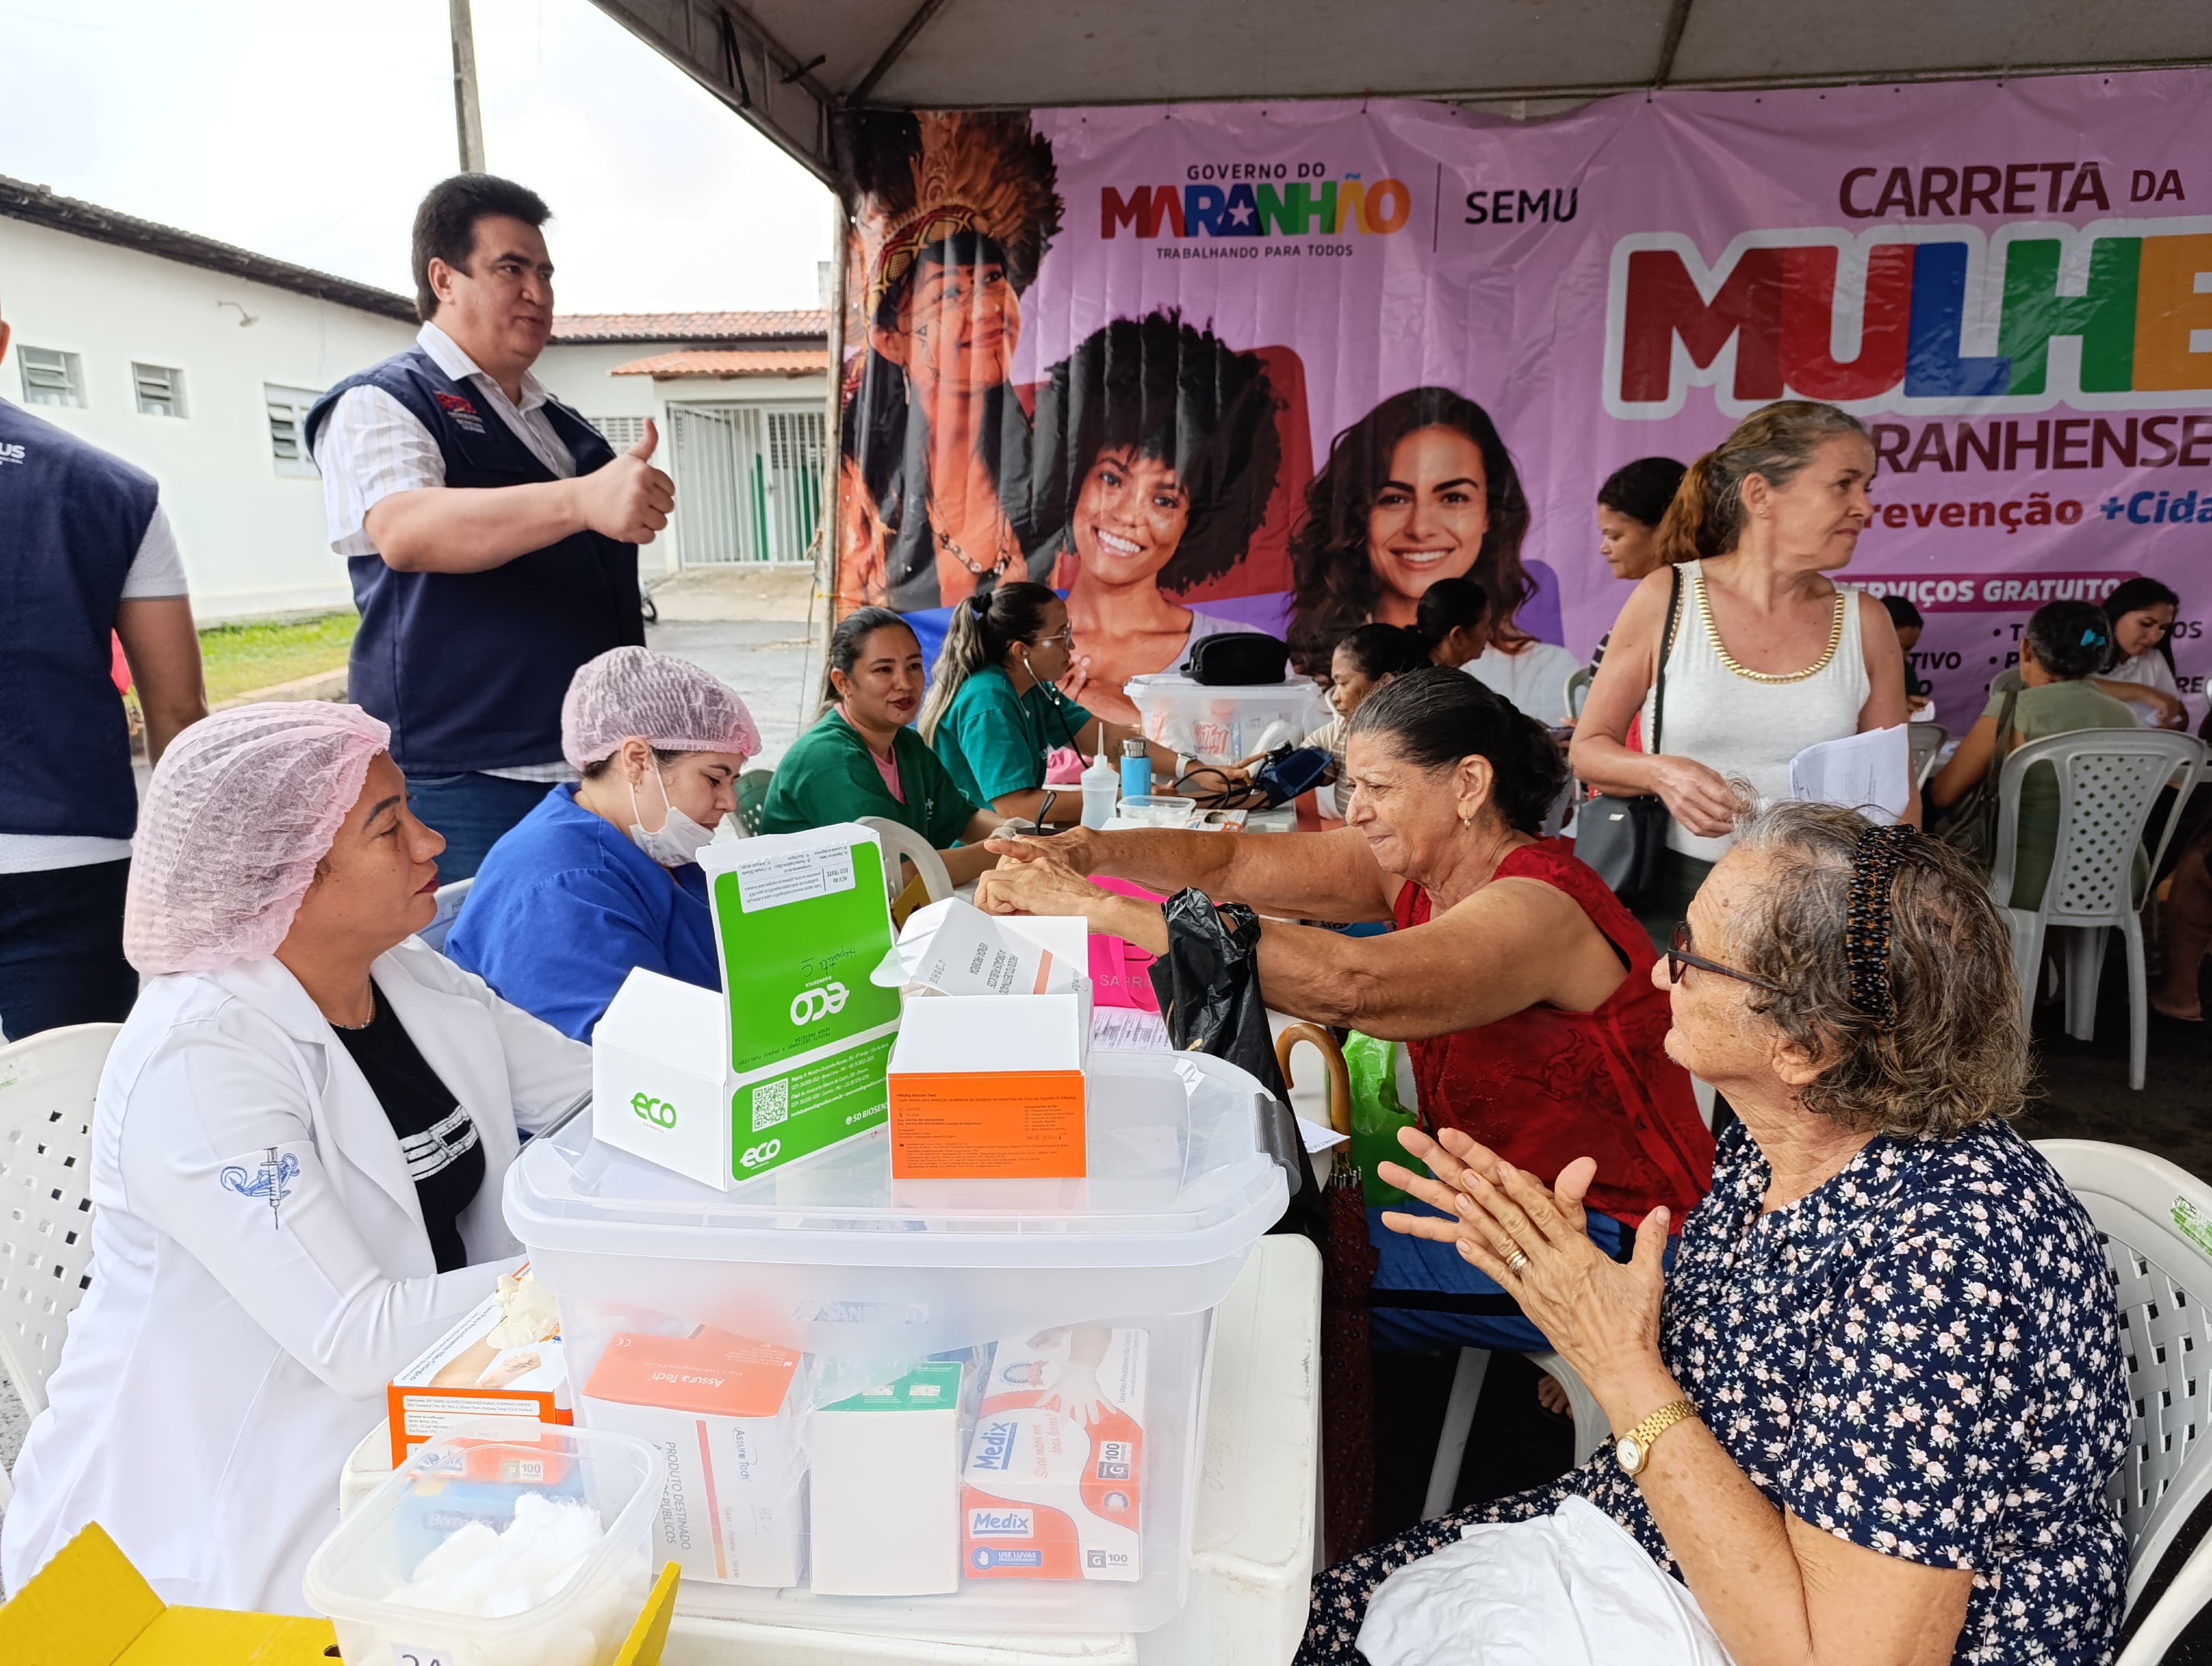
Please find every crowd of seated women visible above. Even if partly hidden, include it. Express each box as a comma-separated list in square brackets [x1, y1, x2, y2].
[1, 393, 2159, 1666]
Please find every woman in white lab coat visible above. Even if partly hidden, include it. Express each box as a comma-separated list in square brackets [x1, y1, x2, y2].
[1, 703, 590, 1613]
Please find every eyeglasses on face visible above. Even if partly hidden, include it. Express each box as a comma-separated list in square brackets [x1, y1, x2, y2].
[1667, 921, 1787, 993]
[1032, 626, 1075, 649]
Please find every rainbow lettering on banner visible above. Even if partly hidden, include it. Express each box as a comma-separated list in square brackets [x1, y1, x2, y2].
[1604, 219, 2212, 418]
[1100, 177, 1413, 239]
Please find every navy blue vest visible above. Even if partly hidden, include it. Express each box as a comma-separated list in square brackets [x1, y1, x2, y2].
[305, 348, 643, 773]
[0, 400, 158, 840]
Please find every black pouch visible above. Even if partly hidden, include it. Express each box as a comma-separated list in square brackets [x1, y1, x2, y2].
[1185, 632, 1290, 686]
[1148, 888, 1327, 1247]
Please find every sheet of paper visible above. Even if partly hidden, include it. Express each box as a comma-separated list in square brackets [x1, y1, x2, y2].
[1089, 1007, 1172, 1053]
[1787, 723, 1912, 822]
[1296, 1115, 1350, 1154]
[899, 898, 1070, 996]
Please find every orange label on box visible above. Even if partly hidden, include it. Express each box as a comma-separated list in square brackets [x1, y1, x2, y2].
[582, 1328, 802, 1415]
[888, 1069, 1086, 1178]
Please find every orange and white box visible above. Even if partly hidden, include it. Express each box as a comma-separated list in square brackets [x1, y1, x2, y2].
[960, 1327, 1147, 1581]
[385, 1266, 569, 1467]
[578, 1328, 807, 1587]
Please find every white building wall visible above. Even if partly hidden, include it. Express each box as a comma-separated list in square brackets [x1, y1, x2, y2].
[534, 344, 829, 578]
[0, 217, 417, 621]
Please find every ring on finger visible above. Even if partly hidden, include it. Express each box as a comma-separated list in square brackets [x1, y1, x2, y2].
[1506, 1249, 1532, 1274]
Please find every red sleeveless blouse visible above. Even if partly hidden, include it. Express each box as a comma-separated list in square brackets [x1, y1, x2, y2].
[1393, 840, 1713, 1227]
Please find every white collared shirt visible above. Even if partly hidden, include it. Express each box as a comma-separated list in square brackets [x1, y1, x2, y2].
[312, 321, 576, 560]
[310, 322, 581, 783]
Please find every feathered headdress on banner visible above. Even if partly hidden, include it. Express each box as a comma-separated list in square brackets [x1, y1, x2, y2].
[839, 111, 1062, 329]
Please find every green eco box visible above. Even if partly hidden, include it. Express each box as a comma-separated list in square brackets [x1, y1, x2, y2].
[590, 823, 901, 1189]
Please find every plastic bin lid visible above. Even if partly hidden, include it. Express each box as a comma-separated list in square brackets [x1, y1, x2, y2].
[1123, 672, 1314, 701]
[504, 1050, 1289, 1270]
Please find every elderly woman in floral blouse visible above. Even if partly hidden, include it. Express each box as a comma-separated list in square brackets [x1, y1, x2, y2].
[1301, 802, 2129, 1666]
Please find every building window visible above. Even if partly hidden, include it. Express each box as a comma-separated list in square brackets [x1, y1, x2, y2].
[588, 415, 649, 451]
[132, 362, 187, 418]
[265, 385, 322, 478]
[19, 347, 84, 407]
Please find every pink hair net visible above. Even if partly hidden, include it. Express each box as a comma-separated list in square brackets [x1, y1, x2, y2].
[124, 702, 391, 975]
[561, 646, 762, 771]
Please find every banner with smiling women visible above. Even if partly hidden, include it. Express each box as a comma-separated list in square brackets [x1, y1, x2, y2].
[832, 72, 2212, 725]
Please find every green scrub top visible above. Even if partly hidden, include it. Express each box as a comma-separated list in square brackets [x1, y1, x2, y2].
[930, 665, 1095, 810]
[761, 709, 978, 847]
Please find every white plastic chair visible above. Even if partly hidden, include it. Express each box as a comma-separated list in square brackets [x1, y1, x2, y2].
[1988, 730, 2202, 1089]
[1564, 664, 1594, 721]
[1907, 720, 1949, 789]
[416, 874, 474, 953]
[0, 1022, 118, 1507]
[1424, 1348, 1607, 1519]
[2037, 1140, 2212, 1662]
[858, 816, 953, 906]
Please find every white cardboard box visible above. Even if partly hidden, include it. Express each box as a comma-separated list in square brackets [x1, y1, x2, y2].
[807, 1359, 967, 1596]
[592, 823, 902, 1190]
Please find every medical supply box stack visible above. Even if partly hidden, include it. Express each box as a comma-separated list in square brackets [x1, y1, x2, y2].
[503, 1044, 1288, 1635]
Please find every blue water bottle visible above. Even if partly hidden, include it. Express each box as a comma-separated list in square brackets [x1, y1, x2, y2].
[1121, 738, 1150, 801]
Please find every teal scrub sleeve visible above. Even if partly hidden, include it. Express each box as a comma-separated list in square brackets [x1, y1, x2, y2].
[948, 686, 1050, 806]
[454, 869, 681, 1042]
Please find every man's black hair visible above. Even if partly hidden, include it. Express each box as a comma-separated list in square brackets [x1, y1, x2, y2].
[411, 174, 552, 322]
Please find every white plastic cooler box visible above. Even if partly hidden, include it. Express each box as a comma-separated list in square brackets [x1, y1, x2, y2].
[503, 1049, 1289, 1636]
[1123, 673, 1325, 766]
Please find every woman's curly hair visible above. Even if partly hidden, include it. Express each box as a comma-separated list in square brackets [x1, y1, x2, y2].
[1727, 800, 2027, 1139]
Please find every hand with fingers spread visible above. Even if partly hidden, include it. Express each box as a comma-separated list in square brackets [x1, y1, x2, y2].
[1378, 1124, 1673, 1417]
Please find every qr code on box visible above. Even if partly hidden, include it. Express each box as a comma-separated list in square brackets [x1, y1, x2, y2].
[750, 1079, 789, 1132]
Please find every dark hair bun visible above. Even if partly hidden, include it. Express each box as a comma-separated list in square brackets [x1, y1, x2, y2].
[1345, 667, 1567, 836]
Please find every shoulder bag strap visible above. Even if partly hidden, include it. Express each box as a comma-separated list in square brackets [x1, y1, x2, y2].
[1650, 564, 1684, 759]
[1984, 685, 2022, 790]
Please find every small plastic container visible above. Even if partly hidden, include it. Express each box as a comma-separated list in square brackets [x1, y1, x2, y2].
[502, 1050, 1289, 1636]
[1118, 794, 1198, 828]
[305, 1423, 664, 1666]
[1124, 674, 1324, 765]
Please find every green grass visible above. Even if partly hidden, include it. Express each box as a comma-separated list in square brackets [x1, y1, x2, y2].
[196, 611, 358, 704]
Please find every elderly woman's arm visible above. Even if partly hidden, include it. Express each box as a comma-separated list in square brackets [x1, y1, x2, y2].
[987, 824, 1400, 923]
[978, 836, 1630, 1038]
[1385, 1131, 1975, 1666]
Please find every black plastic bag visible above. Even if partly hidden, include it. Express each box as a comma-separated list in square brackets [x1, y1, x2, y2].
[1148, 889, 1328, 1248]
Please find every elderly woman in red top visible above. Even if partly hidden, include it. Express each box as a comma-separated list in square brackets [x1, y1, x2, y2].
[979, 667, 1713, 1355]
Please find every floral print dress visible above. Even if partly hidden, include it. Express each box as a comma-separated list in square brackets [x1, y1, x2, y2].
[1298, 1117, 2131, 1665]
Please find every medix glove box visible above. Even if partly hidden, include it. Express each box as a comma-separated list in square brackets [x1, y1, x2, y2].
[591, 823, 901, 1189]
[961, 1327, 1147, 1581]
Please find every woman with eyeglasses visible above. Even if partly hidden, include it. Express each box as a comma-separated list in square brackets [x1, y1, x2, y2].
[919, 581, 1186, 825]
[977, 667, 1713, 1357]
[1297, 805, 2126, 1666]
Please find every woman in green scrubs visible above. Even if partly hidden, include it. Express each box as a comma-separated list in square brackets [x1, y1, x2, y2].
[917, 582, 1183, 823]
[761, 607, 1006, 884]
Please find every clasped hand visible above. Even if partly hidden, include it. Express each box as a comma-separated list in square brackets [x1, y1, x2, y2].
[974, 830, 1105, 919]
[1378, 1127, 1671, 1410]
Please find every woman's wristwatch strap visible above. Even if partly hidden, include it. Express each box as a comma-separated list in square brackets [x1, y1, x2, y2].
[1615, 1398, 1697, 1477]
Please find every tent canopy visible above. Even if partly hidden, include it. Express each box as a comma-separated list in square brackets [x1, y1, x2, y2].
[588, 0, 2212, 182]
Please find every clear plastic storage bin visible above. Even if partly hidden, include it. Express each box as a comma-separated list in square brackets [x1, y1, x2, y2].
[1124, 674, 1325, 765]
[304, 1423, 663, 1666]
[502, 1050, 1288, 1635]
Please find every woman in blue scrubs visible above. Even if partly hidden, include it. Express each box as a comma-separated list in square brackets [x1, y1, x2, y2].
[445, 646, 760, 1040]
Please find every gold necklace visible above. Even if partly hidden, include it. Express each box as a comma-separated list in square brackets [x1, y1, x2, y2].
[1695, 569, 1847, 684]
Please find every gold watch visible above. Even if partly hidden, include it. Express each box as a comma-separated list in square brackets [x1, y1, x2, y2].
[1615, 1399, 1696, 1477]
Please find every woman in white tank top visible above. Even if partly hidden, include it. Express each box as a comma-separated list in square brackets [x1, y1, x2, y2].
[1570, 401, 1913, 944]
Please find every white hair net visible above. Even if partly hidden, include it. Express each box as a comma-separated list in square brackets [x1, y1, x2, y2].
[561, 646, 762, 771]
[124, 702, 391, 976]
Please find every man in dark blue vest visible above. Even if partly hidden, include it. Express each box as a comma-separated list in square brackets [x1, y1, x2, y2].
[306, 175, 669, 879]
[0, 306, 209, 1038]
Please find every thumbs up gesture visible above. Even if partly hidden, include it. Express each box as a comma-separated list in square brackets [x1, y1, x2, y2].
[576, 416, 675, 543]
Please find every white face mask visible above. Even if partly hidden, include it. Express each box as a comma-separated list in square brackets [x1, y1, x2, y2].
[626, 764, 718, 868]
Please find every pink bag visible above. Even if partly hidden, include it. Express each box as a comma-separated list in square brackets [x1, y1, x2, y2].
[1043, 745, 1086, 785]
[1086, 876, 1166, 1010]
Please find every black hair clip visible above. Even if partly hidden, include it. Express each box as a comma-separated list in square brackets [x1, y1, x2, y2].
[1843, 823, 1915, 1028]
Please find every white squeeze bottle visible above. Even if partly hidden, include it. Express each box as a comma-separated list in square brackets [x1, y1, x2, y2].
[1081, 744, 1120, 829]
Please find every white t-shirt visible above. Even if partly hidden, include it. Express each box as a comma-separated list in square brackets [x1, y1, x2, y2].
[0, 502, 189, 875]
[1462, 640, 1583, 724]
[2101, 649, 2184, 728]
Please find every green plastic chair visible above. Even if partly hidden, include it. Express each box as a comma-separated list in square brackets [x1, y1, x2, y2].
[735, 768, 774, 836]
